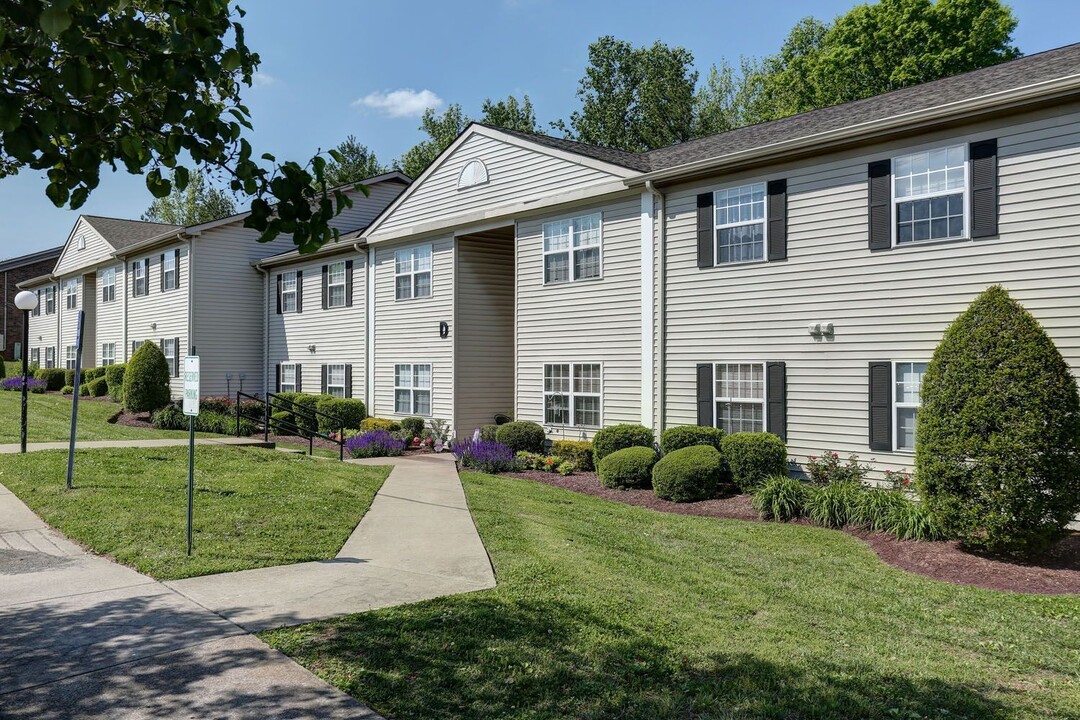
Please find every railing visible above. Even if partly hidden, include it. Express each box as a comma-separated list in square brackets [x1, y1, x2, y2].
[235, 391, 346, 461]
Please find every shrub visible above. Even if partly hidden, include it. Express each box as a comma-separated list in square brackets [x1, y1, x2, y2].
[806, 451, 870, 486]
[452, 438, 516, 474]
[199, 396, 235, 415]
[479, 424, 499, 442]
[496, 420, 546, 453]
[270, 410, 293, 433]
[515, 451, 545, 471]
[598, 446, 658, 490]
[122, 342, 171, 413]
[660, 426, 725, 455]
[0, 356, 5, 379]
[87, 376, 109, 397]
[887, 500, 945, 542]
[105, 364, 126, 402]
[916, 285, 1080, 556]
[152, 403, 184, 430]
[34, 368, 66, 391]
[556, 461, 576, 476]
[804, 482, 862, 528]
[60, 384, 74, 395]
[64, 368, 83, 388]
[78, 383, 90, 396]
[273, 393, 321, 433]
[593, 424, 654, 462]
[360, 417, 402, 432]
[317, 397, 367, 434]
[346, 429, 406, 458]
[652, 445, 723, 502]
[83, 366, 106, 381]
[551, 440, 594, 471]
[401, 416, 425, 438]
[752, 476, 808, 521]
[852, 489, 912, 533]
[721, 432, 788, 492]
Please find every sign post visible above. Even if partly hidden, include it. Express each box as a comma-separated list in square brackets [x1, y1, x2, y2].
[183, 354, 200, 556]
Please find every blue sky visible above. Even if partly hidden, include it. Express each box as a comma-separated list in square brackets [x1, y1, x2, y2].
[2, 0, 1078, 256]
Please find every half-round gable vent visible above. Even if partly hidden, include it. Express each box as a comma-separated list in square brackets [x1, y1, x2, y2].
[457, 159, 489, 189]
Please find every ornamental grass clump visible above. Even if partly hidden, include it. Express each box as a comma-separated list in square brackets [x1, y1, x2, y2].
[346, 430, 406, 459]
[452, 438, 516, 474]
[751, 475, 807, 521]
[803, 482, 862, 529]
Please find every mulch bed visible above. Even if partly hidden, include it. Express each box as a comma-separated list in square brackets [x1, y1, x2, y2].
[506, 470, 1080, 595]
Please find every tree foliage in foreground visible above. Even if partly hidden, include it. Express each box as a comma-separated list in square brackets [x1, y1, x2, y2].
[0, 1, 363, 253]
[142, 168, 236, 226]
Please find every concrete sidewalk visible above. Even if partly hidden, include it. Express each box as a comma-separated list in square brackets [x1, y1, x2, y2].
[0, 436, 275, 454]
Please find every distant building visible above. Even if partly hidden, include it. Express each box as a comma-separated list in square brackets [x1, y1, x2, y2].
[0, 246, 63, 363]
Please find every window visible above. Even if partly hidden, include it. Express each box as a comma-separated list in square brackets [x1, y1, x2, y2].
[543, 213, 601, 284]
[394, 364, 431, 415]
[162, 252, 177, 290]
[13, 342, 20, 361]
[394, 246, 432, 300]
[31, 291, 41, 317]
[64, 279, 78, 310]
[161, 338, 176, 377]
[893, 361, 928, 451]
[893, 145, 967, 244]
[101, 267, 116, 303]
[544, 363, 602, 427]
[714, 363, 765, 434]
[326, 363, 346, 399]
[715, 183, 766, 264]
[280, 363, 297, 393]
[457, 159, 489, 189]
[45, 347, 55, 369]
[327, 261, 347, 307]
[101, 343, 115, 366]
[30, 348, 39, 366]
[133, 261, 147, 297]
[65, 345, 77, 370]
[44, 286, 55, 315]
[281, 271, 298, 313]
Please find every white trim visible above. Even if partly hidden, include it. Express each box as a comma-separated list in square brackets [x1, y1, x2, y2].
[457, 159, 489, 189]
[100, 265, 117, 304]
[891, 359, 929, 453]
[366, 246, 375, 415]
[393, 363, 433, 416]
[280, 270, 298, 313]
[712, 362, 767, 434]
[280, 362, 298, 393]
[713, 181, 768, 265]
[393, 244, 433, 301]
[890, 143, 970, 247]
[162, 251, 178, 290]
[541, 212, 602, 285]
[326, 362, 347, 399]
[326, 260, 347, 308]
[639, 191, 654, 430]
[542, 361, 604, 429]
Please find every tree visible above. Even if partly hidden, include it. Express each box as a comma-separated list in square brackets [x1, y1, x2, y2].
[324, 135, 389, 187]
[554, 36, 697, 152]
[142, 169, 236, 225]
[480, 95, 539, 133]
[1, 1, 361, 253]
[915, 286, 1080, 557]
[397, 104, 470, 179]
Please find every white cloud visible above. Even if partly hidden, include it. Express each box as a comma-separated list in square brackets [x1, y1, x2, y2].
[353, 88, 443, 118]
[251, 72, 276, 88]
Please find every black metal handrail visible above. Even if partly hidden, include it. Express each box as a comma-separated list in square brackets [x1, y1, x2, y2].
[235, 391, 346, 460]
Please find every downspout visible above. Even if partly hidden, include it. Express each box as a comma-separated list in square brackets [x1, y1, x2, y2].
[353, 240, 374, 417]
[187, 237, 195, 359]
[260, 265, 269, 400]
[644, 180, 666, 434]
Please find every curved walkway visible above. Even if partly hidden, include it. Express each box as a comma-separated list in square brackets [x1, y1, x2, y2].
[0, 449, 495, 719]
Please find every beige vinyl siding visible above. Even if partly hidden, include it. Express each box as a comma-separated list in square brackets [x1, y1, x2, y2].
[26, 281, 58, 365]
[52, 218, 112, 277]
[375, 132, 623, 238]
[79, 275, 96, 367]
[371, 236, 454, 425]
[266, 252, 366, 399]
[454, 237, 514, 436]
[125, 244, 189, 396]
[662, 102, 1080, 475]
[330, 180, 409, 233]
[515, 194, 644, 439]
[94, 263, 124, 366]
[57, 275, 82, 367]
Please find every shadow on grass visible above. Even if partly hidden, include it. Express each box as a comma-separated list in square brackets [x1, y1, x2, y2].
[267, 596, 1011, 720]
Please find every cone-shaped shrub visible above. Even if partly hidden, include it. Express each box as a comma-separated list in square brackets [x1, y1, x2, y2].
[122, 342, 171, 413]
[915, 285, 1080, 556]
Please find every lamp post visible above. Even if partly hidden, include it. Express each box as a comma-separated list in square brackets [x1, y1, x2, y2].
[14, 291, 39, 453]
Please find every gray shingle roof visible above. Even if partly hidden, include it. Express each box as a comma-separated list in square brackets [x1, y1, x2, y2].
[480, 125, 651, 171]
[81, 216, 182, 250]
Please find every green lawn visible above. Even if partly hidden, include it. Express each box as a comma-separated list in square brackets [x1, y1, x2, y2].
[0, 391, 203, 443]
[0, 446, 390, 579]
[262, 472, 1080, 720]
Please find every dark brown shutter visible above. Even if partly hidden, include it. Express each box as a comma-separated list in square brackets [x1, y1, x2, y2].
[174, 249, 181, 287]
[345, 260, 354, 307]
[143, 258, 150, 294]
[765, 361, 787, 441]
[173, 337, 180, 376]
[320, 365, 327, 394]
[868, 160, 892, 251]
[345, 364, 353, 398]
[275, 364, 281, 393]
[132, 263, 137, 297]
[767, 179, 787, 261]
[970, 139, 998, 238]
[276, 274, 282, 314]
[159, 254, 165, 292]
[696, 363, 714, 426]
[295, 364, 302, 393]
[697, 193, 714, 269]
[868, 361, 892, 451]
[321, 265, 328, 309]
[296, 270, 303, 313]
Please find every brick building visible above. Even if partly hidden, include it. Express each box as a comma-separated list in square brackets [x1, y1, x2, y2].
[0, 246, 63, 362]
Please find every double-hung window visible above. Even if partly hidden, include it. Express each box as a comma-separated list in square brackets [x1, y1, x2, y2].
[281, 271, 298, 313]
[394, 364, 431, 415]
[63, 279, 78, 310]
[280, 363, 297, 393]
[394, 246, 432, 300]
[101, 267, 116, 303]
[65, 345, 77, 370]
[327, 261, 347, 308]
[161, 338, 177, 377]
[543, 363, 602, 427]
[162, 252, 177, 290]
[543, 213, 601, 284]
[893, 361, 928, 451]
[893, 145, 967, 244]
[714, 363, 765, 433]
[326, 363, 346, 399]
[45, 347, 55, 369]
[101, 343, 116, 366]
[715, 183, 766, 264]
[45, 286, 56, 314]
[133, 261, 147, 297]
[30, 348, 40, 366]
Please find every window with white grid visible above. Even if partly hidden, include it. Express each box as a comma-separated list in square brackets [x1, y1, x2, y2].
[326, 364, 346, 398]
[101, 343, 115, 366]
[394, 246, 432, 301]
[280, 363, 297, 393]
[45, 347, 55, 369]
[101, 267, 116, 303]
[161, 338, 176, 377]
[714, 363, 765, 433]
[65, 345, 77, 370]
[714, 183, 766, 264]
[133, 261, 146, 297]
[543, 213, 601, 284]
[394, 364, 431, 415]
[45, 286, 56, 315]
[63, 279, 78, 310]
[544, 363, 602, 427]
[327, 262, 347, 308]
[162, 252, 177, 290]
[281, 271, 298, 313]
[893, 145, 967, 244]
[894, 361, 928, 451]
[30, 348, 40, 366]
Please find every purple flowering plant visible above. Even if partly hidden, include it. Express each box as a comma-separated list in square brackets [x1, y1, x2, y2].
[452, 438, 516, 474]
[1, 376, 46, 393]
[346, 429, 407, 459]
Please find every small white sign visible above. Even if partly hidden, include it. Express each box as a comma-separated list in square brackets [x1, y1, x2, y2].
[183, 356, 200, 416]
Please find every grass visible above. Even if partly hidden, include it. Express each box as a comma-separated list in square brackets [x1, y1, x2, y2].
[262, 472, 1080, 720]
[0, 446, 390, 580]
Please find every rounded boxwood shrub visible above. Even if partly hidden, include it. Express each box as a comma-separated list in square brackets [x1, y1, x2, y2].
[652, 445, 723, 502]
[60, 384, 74, 395]
[105, 363, 126, 402]
[593, 424, 654, 462]
[78, 383, 90, 396]
[660, 425, 725, 455]
[64, 368, 83, 388]
[479, 424, 499, 442]
[317, 397, 367, 434]
[87, 377, 109, 398]
[401, 416, 425, 438]
[721, 432, 788, 492]
[122, 342, 171, 413]
[270, 410, 293, 433]
[83, 367, 106, 381]
[598, 446, 658, 489]
[35, 368, 67, 392]
[916, 285, 1080, 556]
[496, 420, 546, 453]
